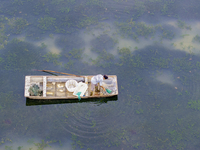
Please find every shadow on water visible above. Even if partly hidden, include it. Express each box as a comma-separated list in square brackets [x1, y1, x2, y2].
[26, 95, 118, 106]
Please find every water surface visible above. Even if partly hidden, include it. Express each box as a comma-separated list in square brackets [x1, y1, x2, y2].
[1, 0, 200, 150]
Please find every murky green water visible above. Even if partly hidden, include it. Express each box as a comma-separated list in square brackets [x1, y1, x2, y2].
[1, 0, 200, 149]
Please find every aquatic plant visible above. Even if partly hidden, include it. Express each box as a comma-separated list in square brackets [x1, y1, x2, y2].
[65, 48, 83, 59]
[172, 57, 194, 73]
[161, 28, 175, 40]
[34, 139, 55, 150]
[187, 99, 200, 110]
[91, 34, 115, 52]
[192, 35, 200, 43]
[161, 4, 169, 15]
[177, 20, 191, 30]
[77, 17, 98, 28]
[150, 57, 170, 69]
[49, 34, 54, 39]
[135, 22, 155, 38]
[91, 120, 96, 127]
[132, 143, 140, 149]
[64, 60, 74, 69]
[136, 109, 143, 114]
[40, 42, 47, 49]
[118, 47, 133, 63]
[87, 148, 94, 150]
[0, 55, 4, 64]
[132, 0, 145, 19]
[59, 7, 70, 13]
[86, 0, 103, 6]
[0, 137, 12, 146]
[27, 138, 34, 144]
[71, 134, 84, 150]
[8, 18, 29, 34]
[38, 16, 56, 31]
[196, 61, 200, 68]
[118, 47, 147, 69]
[167, 130, 183, 146]
[43, 52, 62, 66]
[5, 146, 13, 150]
[12, 0, 24, 5]
[2, 39, 43, 70]
[115, 21, 174, 41]
[17, 146, 23, 150]
[0, 16, 8, 50]
[91, 49, 114, 68]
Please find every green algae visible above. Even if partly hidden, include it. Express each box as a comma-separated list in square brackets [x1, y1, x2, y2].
[65, 48, 83, 59]
[2, 39, 43, 71]
[38, 16, 56, 31]
[150, 57, 170, 69]
[34, 139, 56, 150]
[177, 20, 191, 30]
[43, 52, 61, 66]
[71, 134, 84, 150]
[115, 20, 175, 42]
[8, 18, 29, 34]
[136, 109, 143, 114]
[192, 35, 200, 43]
[91, 49, 114, 68]
[187, 100, 200, 110]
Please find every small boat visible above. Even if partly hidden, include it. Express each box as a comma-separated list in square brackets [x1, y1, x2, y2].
[24, 75, 118, 100]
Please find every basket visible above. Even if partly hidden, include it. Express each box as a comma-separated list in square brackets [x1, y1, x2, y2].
[65, 80, 78, 92]
[73, 82, 88, 97]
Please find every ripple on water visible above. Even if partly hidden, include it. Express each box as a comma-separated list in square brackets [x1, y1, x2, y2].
[46, 97, 137, 148]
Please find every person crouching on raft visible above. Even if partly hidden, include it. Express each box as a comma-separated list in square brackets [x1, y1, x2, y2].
[91, 74, 108, 92]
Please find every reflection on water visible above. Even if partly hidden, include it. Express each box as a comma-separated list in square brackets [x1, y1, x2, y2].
[0, 138, 73, 150]
[1, 0, 200, 149]
[155, 70, 175, 86]
[36, 37, 62, 54]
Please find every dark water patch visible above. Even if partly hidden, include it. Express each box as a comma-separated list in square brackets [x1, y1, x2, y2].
[91, 34, 116, 53]
[55, 34, 84, 50]
[176, 0, 200, 20]
[37, 103, 116, 149]
[3, 119, 12, 125]
[0, 39, 45, 71]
